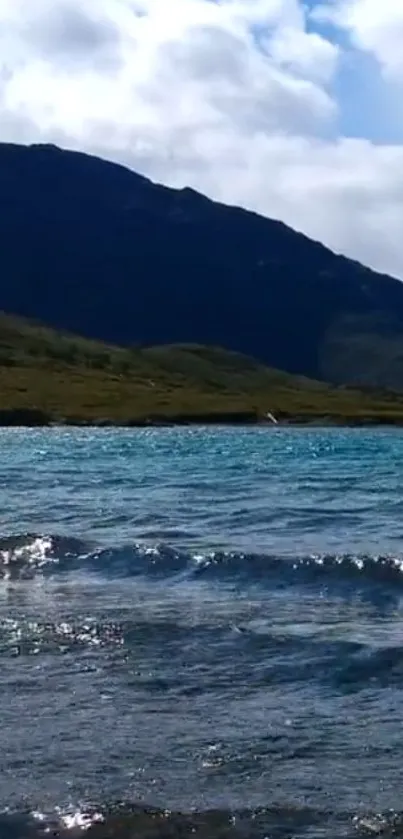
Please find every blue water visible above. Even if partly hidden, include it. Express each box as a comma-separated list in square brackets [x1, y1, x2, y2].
[2, 427, 403, 838]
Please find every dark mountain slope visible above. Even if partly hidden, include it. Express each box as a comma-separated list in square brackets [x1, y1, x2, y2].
[1, 142, 403, 386]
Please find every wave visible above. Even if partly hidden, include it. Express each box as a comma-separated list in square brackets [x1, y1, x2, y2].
[0, 802, 393, 839]
[1, 533, 403, 589]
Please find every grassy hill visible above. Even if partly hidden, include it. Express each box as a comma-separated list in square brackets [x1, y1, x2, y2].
[4, 143, 403, 392]
[0, 313, 402, 424]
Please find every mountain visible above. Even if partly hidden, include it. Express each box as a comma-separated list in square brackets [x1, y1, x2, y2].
[2, 142, 403, 388]
[0, 311, 403, 425]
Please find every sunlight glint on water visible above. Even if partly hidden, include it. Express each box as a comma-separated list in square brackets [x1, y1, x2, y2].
[1, 427, 403, 838]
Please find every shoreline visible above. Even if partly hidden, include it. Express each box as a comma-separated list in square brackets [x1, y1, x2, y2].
[2, 408, 403, 428]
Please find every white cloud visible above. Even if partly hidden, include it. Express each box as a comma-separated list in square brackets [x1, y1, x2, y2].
[1, 0, 403, 278]
[316, 0, 403, 80]
[269, 26, 338, 83]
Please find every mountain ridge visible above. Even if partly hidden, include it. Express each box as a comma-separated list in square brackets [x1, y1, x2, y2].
[1, 142, 403, 388]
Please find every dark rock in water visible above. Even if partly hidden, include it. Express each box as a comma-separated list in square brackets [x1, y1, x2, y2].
[0, 804, 338, 839]
[2, 143, 403, 388]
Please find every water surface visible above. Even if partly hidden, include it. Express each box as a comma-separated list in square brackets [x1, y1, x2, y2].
[1, 427, 403, 838]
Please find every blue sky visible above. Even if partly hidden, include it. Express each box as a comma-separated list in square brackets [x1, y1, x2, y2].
[335, 52, 402, 144]
[1, 0, 403, 278]
[304, 3, 402, 144]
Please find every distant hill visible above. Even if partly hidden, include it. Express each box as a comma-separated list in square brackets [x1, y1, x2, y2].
[0, 312, 402, 425]
[2, 142, 403, 389]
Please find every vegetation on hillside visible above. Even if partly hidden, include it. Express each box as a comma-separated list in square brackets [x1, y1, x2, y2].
[0, 313, 402, 424]
[3, 142, 403, 391]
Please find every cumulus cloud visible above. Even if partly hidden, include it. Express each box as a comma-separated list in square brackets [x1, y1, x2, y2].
[1, 0, 122, 70]
[1, 0, 403, 278]
[316, 0, 403, 80]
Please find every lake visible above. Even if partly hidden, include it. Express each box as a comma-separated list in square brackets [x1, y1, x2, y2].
[1, 427, 403, 838]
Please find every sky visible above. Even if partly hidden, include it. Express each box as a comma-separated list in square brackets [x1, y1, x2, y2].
[1, 0, 403, 278]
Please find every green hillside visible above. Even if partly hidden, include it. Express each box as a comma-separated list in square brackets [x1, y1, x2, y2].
[0, 313, 402, 424]
[5, 143, 403, 392]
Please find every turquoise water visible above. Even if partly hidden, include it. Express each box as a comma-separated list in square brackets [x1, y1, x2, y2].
[2, 427, 403, 838]
[3, 426, 403, 554]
